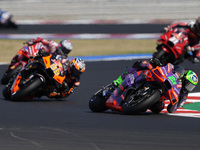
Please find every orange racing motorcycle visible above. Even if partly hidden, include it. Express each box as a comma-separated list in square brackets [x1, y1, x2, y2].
[3, 53, 68, 101]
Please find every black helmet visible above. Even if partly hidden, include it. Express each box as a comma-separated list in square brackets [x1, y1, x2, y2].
[58, 40, 73, 55]
[192, 17, 200, 36]
[67, 58, 86, 78]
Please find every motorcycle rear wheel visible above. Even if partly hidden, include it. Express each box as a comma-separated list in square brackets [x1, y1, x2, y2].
[11, 76, 43, 101]
[122, 88, 161, 114]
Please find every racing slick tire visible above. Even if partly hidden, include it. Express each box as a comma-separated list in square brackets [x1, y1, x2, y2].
[89, 95, 108, 112]
[153, 50, 169, 66]
[11, 76, 43, 101]
[122, 88, 161, 114]
[3, 84, 11, 100]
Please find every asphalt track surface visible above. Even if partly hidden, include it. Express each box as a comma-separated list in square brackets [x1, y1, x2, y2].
[0, 60, 200, 150]
[0, 24, 200, 150]
[0, 24, 168, 34]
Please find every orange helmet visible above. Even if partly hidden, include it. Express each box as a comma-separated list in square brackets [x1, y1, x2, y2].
[68, 58, 85, 78]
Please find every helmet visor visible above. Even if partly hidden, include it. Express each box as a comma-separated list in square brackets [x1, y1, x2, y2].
[185, 81, 196, 92]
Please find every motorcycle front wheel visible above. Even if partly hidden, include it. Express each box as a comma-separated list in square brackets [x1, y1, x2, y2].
[3, 84, 11, 100]
[11, 76, 43, 101]
[122, 88, 161, 114]
[89, 94, 108, 112]
[153, 49, 172, 66]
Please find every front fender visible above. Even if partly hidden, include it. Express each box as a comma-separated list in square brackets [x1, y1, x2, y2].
[11, 75, 44, 100]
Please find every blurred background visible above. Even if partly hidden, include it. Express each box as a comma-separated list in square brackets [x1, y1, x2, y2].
[1, 0, 200, 62]
[1, 0, 200, 21]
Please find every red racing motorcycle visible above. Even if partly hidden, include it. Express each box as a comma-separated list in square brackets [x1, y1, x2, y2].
[1, 42, 42, 85]
[153, 28, 191, 66]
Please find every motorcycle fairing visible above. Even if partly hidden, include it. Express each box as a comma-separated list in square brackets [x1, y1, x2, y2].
[42, 54, 52, 68]
[151, 64, 182, 105]
[18, 43, 41, 59]
[53, 75, 65, 85]
[11, 76, 22, 94]
[158, 28, 189, 58]
[42, 54, 66, 85]
[106, 63, 182, 111]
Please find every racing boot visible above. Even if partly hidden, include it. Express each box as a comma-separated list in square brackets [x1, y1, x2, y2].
[113, 75, 123, 87]
[113, 66, 130, 87]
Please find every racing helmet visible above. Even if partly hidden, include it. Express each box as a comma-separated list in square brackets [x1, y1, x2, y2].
[68, 58, 86, 78]
[181, 70, 198, 92]
[192, 17, 200, 36]
[58, 40, 73, 55]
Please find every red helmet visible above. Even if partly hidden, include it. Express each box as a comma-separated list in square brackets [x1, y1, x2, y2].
[192, 17, 200, 36]
[68, 58, 85, 78]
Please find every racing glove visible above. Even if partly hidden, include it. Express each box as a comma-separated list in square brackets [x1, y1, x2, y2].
[60, 81, 80, 98]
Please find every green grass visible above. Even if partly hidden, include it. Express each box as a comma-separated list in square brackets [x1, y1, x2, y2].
[0, 39, 157, 62]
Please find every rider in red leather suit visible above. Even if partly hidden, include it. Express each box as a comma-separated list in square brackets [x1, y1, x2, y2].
[164, 17, 200, 63]
[10, 37, 73, 66]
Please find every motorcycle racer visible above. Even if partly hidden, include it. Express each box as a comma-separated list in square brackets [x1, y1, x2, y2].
[0, 9, 10, 24]
[0, 9, 17, 28]
[13, 49, 86, 100]
[48, 56, 86, 99]
[112, 59, 198, 113]
[163, 17, 200, 63]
